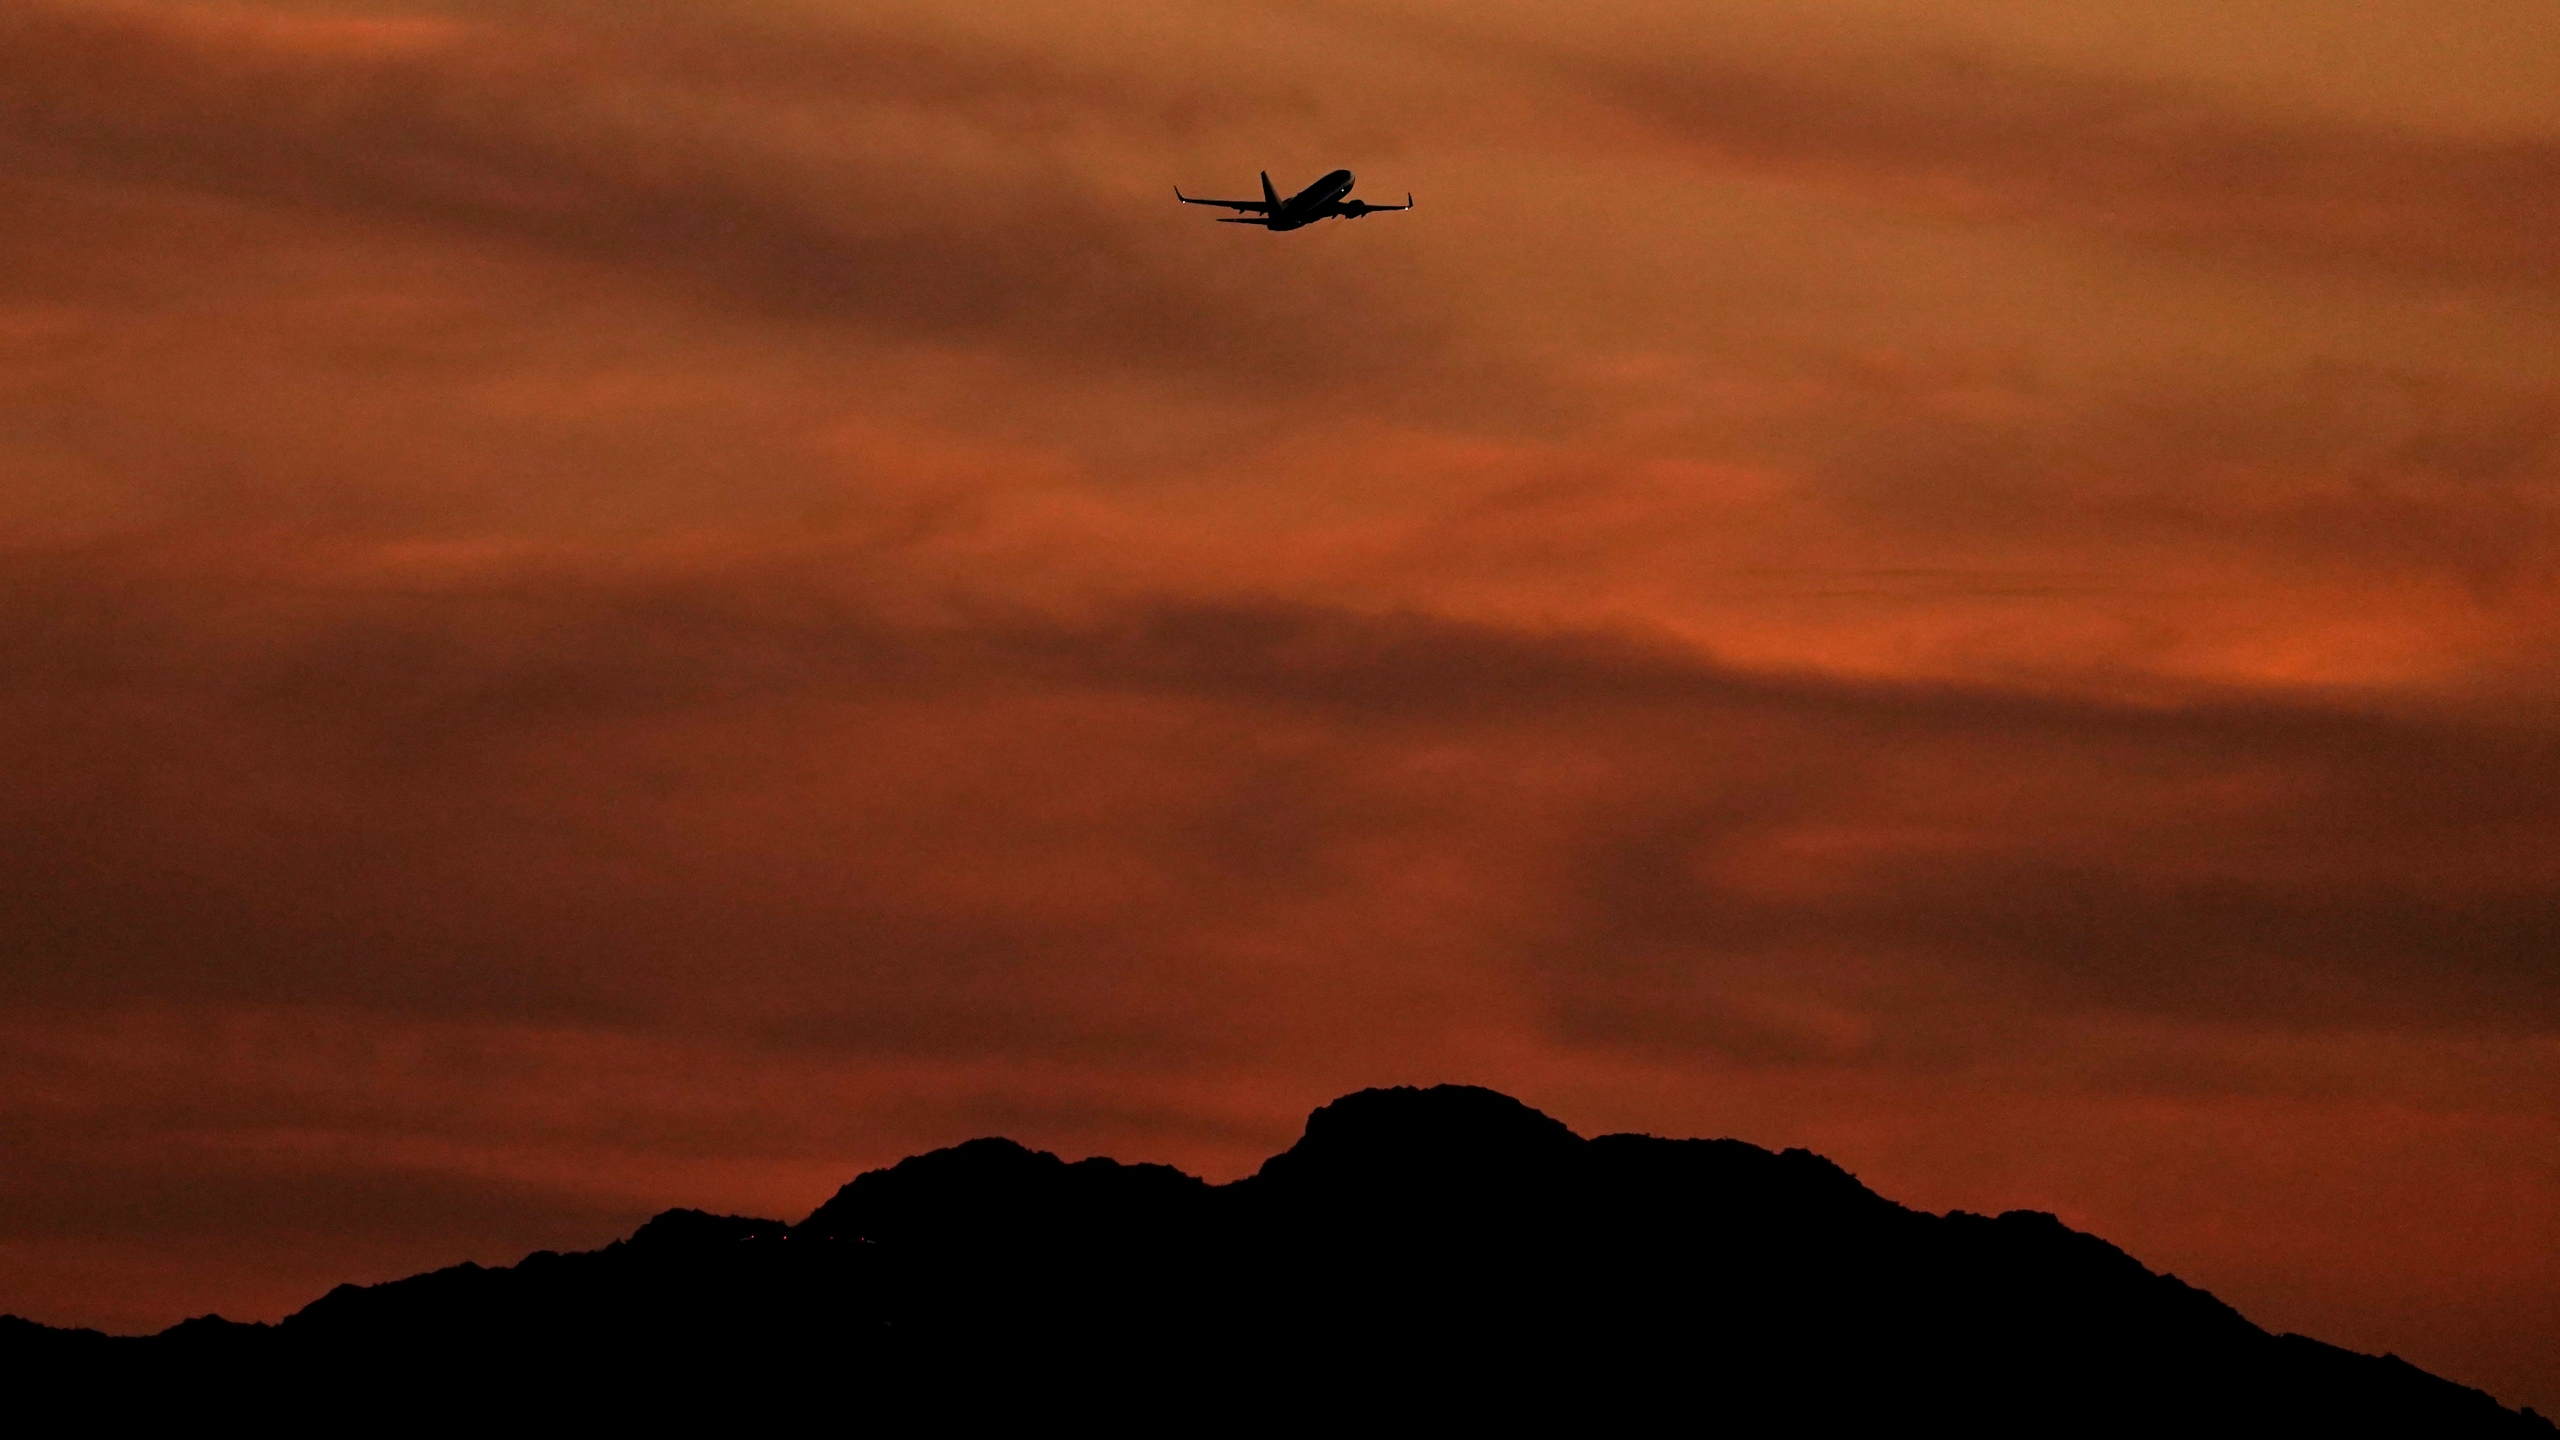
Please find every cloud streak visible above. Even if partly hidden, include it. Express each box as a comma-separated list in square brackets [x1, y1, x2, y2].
[0, 1, 1449, 390]
[1483, 20, 2560, 282]
[3, 535, 2552, 1040]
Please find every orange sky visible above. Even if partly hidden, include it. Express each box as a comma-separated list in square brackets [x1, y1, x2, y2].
[3, 0, 2556, 1410]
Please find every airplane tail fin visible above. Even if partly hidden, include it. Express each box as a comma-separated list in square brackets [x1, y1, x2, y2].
[1261, 171, 1279, 211]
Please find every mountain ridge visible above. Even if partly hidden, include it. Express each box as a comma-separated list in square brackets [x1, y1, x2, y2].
[7, 1085, 2548, 1431]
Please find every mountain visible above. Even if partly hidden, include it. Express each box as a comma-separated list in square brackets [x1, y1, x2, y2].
[7, 1085, 2547, 1431]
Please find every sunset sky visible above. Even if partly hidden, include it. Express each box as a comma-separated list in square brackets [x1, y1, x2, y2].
[3, 0, 2556, 1410]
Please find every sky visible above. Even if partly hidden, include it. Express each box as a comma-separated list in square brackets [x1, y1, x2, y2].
[2, 0, 2556, 1410]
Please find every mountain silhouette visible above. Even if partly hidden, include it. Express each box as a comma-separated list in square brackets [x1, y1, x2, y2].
[7, 1085, 2548, 1431]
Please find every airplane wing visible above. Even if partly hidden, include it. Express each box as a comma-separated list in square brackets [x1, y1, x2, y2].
[1334, 193, 1414, 217]
[1176, 188, 1274, 213]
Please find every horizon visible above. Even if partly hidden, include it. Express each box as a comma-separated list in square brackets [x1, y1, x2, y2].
[2, 0, 2554, 1413]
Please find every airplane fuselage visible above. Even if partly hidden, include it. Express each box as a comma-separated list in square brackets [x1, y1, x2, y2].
[1267, 169, 1357, 231]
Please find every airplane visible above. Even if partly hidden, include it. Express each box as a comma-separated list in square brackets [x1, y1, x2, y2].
[1176, 170, 1412, 230]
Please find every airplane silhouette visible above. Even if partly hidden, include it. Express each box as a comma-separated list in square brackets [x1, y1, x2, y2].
[1177, 170, 1412, 231]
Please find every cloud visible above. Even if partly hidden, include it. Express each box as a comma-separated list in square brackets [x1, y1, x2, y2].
[1518, 31, 2560, 282]
[3, 533, 2553, 1053]
[0, 1, 1452, 391]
